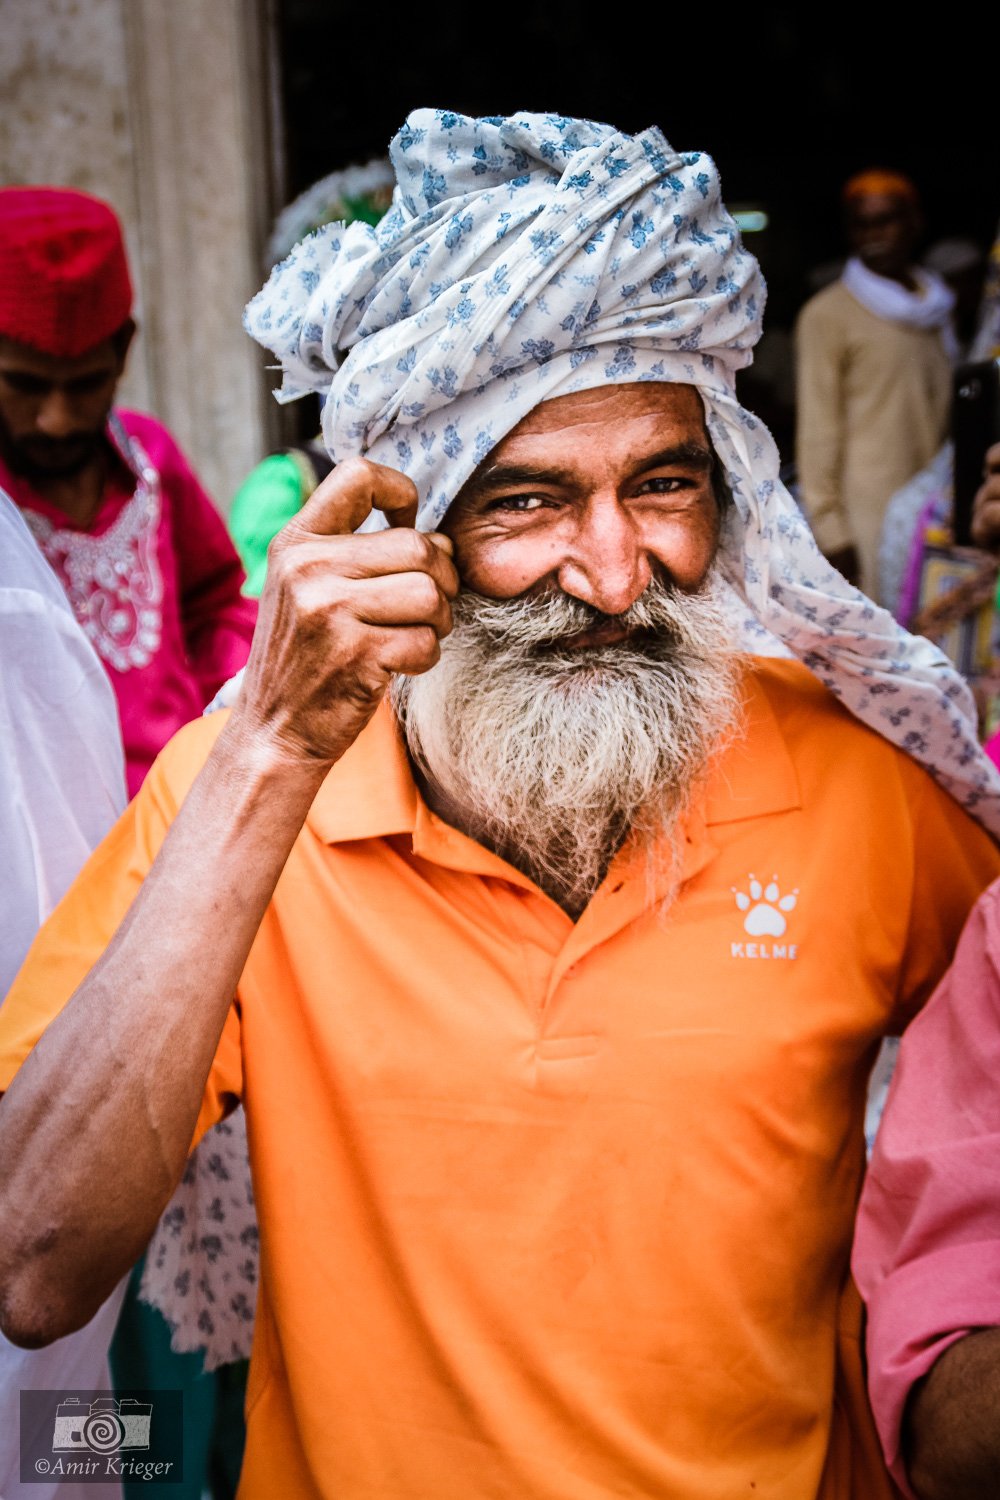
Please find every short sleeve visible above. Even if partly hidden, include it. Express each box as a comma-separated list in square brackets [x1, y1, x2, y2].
[888, 761, 1000, 1033]
[0, 714, 242, 1144]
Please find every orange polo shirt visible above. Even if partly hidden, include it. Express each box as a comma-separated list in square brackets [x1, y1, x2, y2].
[2, 658, 997, 1500]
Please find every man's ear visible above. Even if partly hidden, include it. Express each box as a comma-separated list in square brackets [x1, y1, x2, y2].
[112, 317, 137, 371]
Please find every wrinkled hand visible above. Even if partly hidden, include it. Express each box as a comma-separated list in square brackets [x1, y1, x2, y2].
[230, 457, 458, 769]
[970, 442, 1000, 552]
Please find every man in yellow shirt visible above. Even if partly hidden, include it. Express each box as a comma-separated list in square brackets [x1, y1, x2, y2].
[1, 110, 999, 1500]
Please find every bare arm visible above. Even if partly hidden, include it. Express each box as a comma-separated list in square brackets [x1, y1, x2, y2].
[905, 1328, 1000, 1500]
[0, 457, 458, 1347]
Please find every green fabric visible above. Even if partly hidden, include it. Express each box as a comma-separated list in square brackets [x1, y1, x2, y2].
[110, 1259, 246, 1499]
[229, 452, 309, 598]
[341, 191, 389, 227]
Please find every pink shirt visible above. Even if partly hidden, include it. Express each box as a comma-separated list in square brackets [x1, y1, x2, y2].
[2, 409, 257, 797]
[852, 875, 1000, 1498]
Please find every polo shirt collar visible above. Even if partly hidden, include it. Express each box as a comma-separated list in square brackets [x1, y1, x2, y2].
[703, 657, 801, 826]
[306, 702, 417, 845]
[303, 702, 516, 880]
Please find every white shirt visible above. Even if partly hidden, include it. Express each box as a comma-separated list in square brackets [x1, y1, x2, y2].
[0, 489, 128, 1500]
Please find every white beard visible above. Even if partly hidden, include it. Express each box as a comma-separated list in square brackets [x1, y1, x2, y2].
[391, 571, 743, 914]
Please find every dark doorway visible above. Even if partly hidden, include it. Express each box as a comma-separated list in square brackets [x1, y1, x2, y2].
[271, 3, 999, 461]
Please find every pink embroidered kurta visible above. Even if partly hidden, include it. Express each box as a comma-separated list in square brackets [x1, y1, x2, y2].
[2, 409, 257, 797]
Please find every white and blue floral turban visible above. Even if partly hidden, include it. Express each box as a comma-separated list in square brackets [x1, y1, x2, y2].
[244, 107, 1000, 836]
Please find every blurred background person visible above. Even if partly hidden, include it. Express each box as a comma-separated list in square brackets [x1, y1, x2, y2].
[879, 221, 1000, 625]
[0, 184, 258, 1500]
[0, 186, 258, 799]
[794, 169, 958, 599]
[852, 862, 1000, 1499]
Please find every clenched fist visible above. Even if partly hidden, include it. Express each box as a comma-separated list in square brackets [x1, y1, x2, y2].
[230, 456, 459, 770]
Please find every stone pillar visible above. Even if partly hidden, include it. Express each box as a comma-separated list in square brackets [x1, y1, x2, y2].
[0, 0, 282, 511]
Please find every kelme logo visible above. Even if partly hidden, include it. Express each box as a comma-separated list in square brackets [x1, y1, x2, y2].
[730, 874, 799, 959]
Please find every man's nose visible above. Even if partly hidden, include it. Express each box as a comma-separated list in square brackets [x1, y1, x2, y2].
[556, 494, 652, 616]
[35, 389, 78, 439]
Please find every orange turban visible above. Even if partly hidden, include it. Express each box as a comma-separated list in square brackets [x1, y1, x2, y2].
[842, 169, 920, 206]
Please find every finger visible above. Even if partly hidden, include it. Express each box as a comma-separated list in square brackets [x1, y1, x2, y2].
[986, 442, 1000, 475]
[346, 573, 454, 637]
[292, 570, 453, 638]
[292, 456, 419, 539]
[369, 623, 443, 678]
[288, 529, 460, 597]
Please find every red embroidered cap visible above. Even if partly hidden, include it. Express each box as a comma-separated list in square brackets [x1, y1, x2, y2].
[0, 186, 133, 358]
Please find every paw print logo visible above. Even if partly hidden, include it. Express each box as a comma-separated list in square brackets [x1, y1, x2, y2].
[732, 874, 798, 937]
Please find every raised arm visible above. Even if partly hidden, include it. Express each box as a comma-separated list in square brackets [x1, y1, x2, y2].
[0, 457, 457, 1347]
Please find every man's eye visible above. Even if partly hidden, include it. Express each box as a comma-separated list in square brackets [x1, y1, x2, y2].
[638, 476, 690, 494]
[489, 494, 548, 513]
[67, 374, 109, 395]
[2, 374, 48, 395]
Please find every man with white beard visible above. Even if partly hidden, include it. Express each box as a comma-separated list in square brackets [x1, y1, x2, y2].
[1, 111, 999, 1500]
[391, 386, 741, 917]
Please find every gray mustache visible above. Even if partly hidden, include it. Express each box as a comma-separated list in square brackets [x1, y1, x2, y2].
[452, 576, 703, 648]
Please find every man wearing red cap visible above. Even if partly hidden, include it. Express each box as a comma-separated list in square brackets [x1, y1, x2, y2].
[794, 169, 958, 601]
[0, 186, 257, 797]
